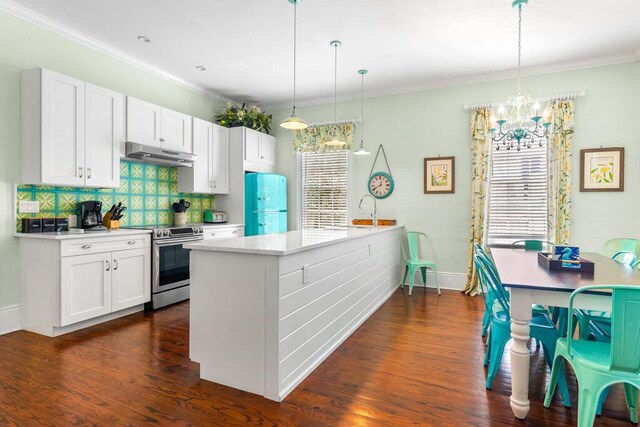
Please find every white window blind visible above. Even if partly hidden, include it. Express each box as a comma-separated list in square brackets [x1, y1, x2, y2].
[300, 151, 349, 229]
[488, 138, 548, 245]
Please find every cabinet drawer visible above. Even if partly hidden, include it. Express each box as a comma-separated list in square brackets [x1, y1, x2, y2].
[202, 227, 243, 241]
[61, 235, 150, 257]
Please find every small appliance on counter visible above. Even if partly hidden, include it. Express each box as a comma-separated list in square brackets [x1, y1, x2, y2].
[77, 200, 108, 232]
[203, 210, 228, 224]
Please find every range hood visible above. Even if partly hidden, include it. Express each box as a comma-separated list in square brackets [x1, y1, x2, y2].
[125, 141, 197, 167]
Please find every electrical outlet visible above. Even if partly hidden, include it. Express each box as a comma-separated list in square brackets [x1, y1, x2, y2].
[68, 215, 77, 228]
[18, 200, 40, 213]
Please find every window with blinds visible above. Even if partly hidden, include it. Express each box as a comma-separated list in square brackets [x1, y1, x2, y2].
[300, 151, 349, 229]
[487, 137, 548, 246]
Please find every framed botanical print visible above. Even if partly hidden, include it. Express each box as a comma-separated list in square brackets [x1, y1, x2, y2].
[424, 156, 455, 194]
[580, 147, 624, 192]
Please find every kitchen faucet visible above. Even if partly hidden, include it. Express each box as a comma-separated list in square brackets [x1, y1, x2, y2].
[358, 194, 377, 228]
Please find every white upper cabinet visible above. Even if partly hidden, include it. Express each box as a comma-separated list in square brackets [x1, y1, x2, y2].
[85, 83, 122, 188]
[240, 127, 276, 172]
[126, 97, 193, 152]
[21, 68, 122, 188]
[212, 124, 229, 194]
[160, 108, 193, 152]
[126, 97, 161, 147]
[178, 119, 229, 194]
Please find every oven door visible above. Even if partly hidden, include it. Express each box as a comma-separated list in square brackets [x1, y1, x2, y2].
[152, 237, 203, 293]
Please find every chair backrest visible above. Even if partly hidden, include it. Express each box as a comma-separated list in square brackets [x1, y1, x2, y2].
[473, 247, 510, 318]
[633, 260, 640, 271]
[603, 238, 639, 259]
[403, 232, 426, 261]
[611, 250, 637, 267]
[566, 285, 640, 374]
[511, 240, 554, 252]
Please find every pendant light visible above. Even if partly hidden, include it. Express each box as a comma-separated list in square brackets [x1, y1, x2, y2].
[352, 69, 371, 156]
[323, 40, 345, 146]
[280, 0, 308, 130]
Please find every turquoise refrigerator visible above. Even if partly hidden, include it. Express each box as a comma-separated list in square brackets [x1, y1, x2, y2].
[245, 173, 287, 236]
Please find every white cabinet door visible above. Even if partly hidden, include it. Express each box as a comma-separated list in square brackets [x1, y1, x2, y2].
[260, 134, 276, 166]
[41, 69, 85, 187]
[85, 83, 123, 188]
[60, 252, 112, 326]
[184, 117, 212, 194]
[126, 97, 161, 147]
[161, 108, 192, 152]
[212, 124, 229, 194]
[244, 128, 261, 163]
[111, 248, 150, 311]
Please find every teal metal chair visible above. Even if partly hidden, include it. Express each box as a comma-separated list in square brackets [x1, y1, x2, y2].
[473, 252, 571, 406]
[510, 240, 555, 252]
[544, 285, 640, 427]
[603, 238, 639, 260]
[611, 250, 637, 266]
[401, 232, 440, 296]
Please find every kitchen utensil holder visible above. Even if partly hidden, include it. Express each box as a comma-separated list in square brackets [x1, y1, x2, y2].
[102, 212, 121, 230]
[174, 212, 187, 226]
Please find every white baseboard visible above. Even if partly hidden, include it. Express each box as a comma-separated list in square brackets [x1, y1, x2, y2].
[0, 304, 21, 335]
[403, 270, 466, 291]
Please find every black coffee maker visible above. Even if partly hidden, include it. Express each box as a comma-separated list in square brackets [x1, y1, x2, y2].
[77, 201, 108, 231]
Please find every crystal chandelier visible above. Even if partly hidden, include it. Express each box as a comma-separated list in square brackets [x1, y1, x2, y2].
[490, 0, 551, 151]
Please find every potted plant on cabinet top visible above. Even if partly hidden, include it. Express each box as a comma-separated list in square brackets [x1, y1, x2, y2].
[215, 103, 272, 135]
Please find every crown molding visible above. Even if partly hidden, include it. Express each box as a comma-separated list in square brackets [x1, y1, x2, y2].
[0, 0, 236, 106]
[264, 52, 640, 112]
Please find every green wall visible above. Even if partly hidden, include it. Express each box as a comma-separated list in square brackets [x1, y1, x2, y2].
[273, 61, 640, 276]
[0, 11, 224, 308]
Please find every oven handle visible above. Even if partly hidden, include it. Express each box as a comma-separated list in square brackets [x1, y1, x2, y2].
[153, 237, 204, 247]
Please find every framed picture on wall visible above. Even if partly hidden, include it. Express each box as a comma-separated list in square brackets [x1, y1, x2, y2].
[424, 156, 455, 194]
[580, 147, 624, 192]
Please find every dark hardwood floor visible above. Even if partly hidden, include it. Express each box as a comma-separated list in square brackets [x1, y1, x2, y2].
[0, 289, 634, 426]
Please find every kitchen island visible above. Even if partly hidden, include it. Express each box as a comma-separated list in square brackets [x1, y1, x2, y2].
[185, 225, 403, 401]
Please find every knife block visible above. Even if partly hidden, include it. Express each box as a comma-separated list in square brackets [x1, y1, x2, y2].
[102, 212, 120, 230]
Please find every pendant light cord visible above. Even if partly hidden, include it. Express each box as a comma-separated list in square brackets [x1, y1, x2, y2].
[292, 3, 298, 114]
[517, 4, 522, 95]
[360, 72, 364, 143]
[333, 43, 338, 122]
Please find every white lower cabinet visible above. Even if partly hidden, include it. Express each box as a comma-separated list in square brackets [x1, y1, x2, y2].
[60, 252, 112, 326]
[111, 248, 150, 312]
[19, 233, 151, 337]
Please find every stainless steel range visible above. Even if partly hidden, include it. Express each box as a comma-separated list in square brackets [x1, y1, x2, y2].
[130, 225, 204, 310]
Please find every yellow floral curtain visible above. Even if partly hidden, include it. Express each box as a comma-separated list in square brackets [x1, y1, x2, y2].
[463, 108, 493, 296]
[292, 123, 355, 153]
[547, 100, 574, 245]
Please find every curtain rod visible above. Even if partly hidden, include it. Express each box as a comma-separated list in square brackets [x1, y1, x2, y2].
[305, 117, 361, 128]
[463, 91, 586, 111]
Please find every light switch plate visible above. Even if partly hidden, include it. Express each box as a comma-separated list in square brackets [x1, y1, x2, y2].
[18, 200, 40, 213]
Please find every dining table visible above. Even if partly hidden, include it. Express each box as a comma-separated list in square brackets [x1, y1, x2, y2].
[490, 248, 640, 420]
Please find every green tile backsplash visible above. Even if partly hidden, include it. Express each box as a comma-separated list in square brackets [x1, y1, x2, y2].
[16, 160, 215, 231]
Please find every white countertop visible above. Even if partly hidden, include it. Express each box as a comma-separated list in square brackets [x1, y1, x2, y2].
[14, 228, 152, 240]
[184, 225, 403, 256]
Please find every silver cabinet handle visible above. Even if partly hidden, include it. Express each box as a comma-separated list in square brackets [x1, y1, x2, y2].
[113, 260, 118, 271]
[82, 244, 93, 249]
[209, 180, 213, 188]
[210, 233, 216, 238]
[127, 240, 136, 245]
[260, 155, 265, 159]
[78, 167, 83, 178]
[87, 168, 92, 179]
[258, 223, 266, 227]
[159, 138, 166, 142]
[105, 260, 110, 271]
[213, 180, 216, 188]
[232, 230, 238, 235]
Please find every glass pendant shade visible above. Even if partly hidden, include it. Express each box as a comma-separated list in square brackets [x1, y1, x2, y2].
[323, 134, 346, 146]
[352, 69, 370, 155]
[352, 140, 370, 155]
[280, 111, 308, 130]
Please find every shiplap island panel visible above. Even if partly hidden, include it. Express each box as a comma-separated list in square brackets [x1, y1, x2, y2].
[186, 225, 404, 401]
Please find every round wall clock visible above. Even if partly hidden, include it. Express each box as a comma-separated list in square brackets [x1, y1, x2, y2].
[368, 171, 394, 199]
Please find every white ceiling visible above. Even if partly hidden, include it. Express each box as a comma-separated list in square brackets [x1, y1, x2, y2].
[9, 0, 640, 110]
